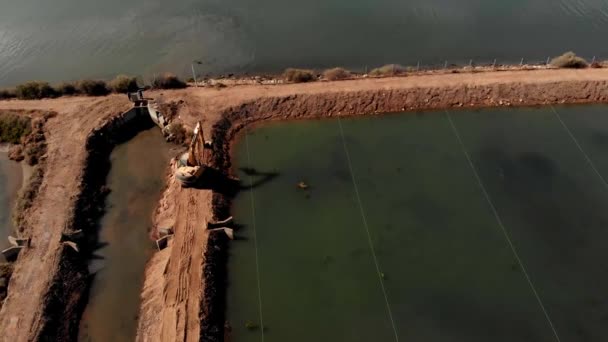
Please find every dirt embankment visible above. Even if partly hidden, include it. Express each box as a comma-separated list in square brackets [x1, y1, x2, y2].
[1, 68, 608, 342]
[0, 96, 133, 342]
[35, 108, 155, 340]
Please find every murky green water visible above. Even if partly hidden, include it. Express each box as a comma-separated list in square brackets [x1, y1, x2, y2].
[228, 104, 608, 341]
[0, 152, 22, 257]
[2, 0, 608, 86]
[78, 129, 173, 342]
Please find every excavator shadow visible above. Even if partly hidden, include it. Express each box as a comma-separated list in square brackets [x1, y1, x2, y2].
[189, 167, 279, 197]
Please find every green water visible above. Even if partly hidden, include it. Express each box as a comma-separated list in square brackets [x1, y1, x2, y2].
[2, 0, 608, 86]
[228, 105, 608, 341]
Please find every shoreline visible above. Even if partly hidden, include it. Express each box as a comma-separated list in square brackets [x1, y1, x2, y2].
[0, 67, 607, 341]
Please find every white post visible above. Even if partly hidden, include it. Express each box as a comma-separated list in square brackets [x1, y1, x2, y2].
[416, 61, 420, 71]
[492, 59, 497, 68]
[444, 60, 448, 69]
[520, 58, 524, 66]
[191, 63, 198, 87]
[546, 56, 550, 65]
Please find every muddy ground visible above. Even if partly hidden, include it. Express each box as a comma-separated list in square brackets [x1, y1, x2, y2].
[0, 68, 607, 342]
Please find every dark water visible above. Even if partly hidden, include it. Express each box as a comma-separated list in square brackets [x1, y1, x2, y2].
[2, 0, 608, 86]
[228, 104, 608, 341]
[78, 129, 173, 342]
[0, 152, 22, 256]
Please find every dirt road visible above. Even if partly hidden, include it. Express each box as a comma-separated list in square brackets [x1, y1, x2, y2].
[0, 67, 607, 342]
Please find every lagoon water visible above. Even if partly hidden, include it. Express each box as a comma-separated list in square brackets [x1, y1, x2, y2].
[228, 105, 608, 341]
[2, 0, 608, 86]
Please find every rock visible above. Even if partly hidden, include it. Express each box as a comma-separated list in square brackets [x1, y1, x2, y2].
[8, 145, 24, 162]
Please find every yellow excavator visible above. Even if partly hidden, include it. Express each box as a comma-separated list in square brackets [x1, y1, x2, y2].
[175, 121, 207, 187]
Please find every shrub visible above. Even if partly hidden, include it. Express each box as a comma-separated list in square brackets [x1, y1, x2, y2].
[54, 82, 77, 96]
[369, 64, 407, 77]
[0, 113, 31, 144]
[322, 67, 351, 81]
[15, 81, 56, 100]
[550, 51, 588, 69]
[165, 122, 188, 145]
[283, 68, 315, 83]
[109, 75, 139, 93]
[77, 79, 110, 96]
[152, 73, 187, 89]
[0, 88, 16, 100]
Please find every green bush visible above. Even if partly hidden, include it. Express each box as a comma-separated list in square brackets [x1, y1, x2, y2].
[15, 81, 56, 100]
[0, 88, 16, 100]
[322, 67, 351, 81]
[77, 79, 110, 96]
[0, 113, 31, 144]
[369, 64, 407, 76]
[109, 75, 139, 93]
[54, 82, 77, 96]
[283, 68, 316, 83]
[550, 52, 588, 69]
[152, 73, 187, 89]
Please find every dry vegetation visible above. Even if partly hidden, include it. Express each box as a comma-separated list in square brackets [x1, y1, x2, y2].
[108, 75, 139, 93]
[0, 73, 187, 101]
[369, 64, 408, 76]
[164, 122, 190, 145]
[152, 73, 187, 89]
[283, 68, 316, 83]
[322, 67, 352, 81]
[550, 51, 588, 69]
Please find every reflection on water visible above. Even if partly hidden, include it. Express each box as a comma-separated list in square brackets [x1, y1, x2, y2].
[78, 129, 173, 342]
[0, 152, 22, 257]
[2, 0, 608, 85]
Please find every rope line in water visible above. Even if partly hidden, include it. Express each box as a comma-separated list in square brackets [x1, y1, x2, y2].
[337, 116, 400, 342]
[551, 105, 608, 190]
[445, 110, 562, 342]
[245, 132, 266, 342]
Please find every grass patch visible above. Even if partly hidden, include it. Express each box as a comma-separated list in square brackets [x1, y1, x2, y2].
[550, 51, 588, 69]
[283, 68, 316, 83]
[108, 75, 139, 93]
[369, 64, 407, 77]
[0, 113, 31, 144]
[322, 67, 351, 81]
[77, 79, 110, 96]
[152, 73, 187, 89]
[15, 81, 57, 100]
